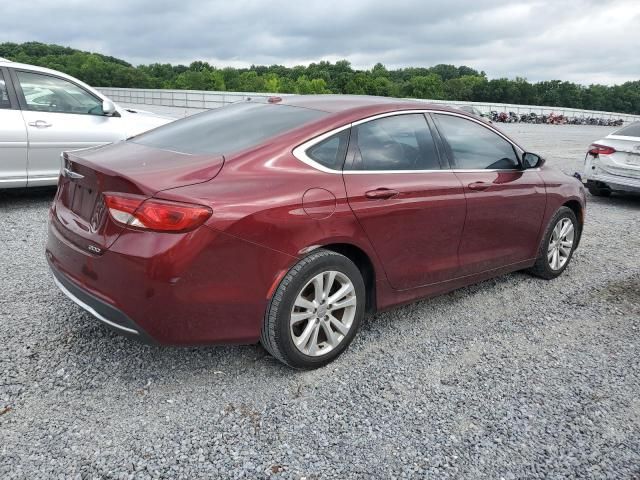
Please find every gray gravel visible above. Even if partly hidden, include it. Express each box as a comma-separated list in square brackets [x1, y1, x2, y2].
[1, 123, 640, 479]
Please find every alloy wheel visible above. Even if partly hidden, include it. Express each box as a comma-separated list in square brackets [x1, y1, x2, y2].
[290, 271, 357, 356]
[547, 217, 575, 270]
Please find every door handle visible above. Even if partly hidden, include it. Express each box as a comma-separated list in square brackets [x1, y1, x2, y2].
[467, 181, 492, 191]
[28, 120, 53, 128]
[365, 188, 399, 200]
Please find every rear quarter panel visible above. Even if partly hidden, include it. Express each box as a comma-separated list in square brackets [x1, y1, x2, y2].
[154, 143, 386, 293]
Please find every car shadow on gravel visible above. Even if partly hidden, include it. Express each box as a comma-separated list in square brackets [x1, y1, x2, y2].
[55, 262, 569, 384]
[587, 192, 640, 208]
[0, 186, 57, 202]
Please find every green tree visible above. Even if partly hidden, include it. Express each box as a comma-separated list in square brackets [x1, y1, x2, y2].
[408, 74, 445, 99]
[264, 73, 281, 93]
[2, 41, 639, 114]
[444, 75, 485, 101]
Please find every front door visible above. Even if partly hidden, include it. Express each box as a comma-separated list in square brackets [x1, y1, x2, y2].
[343, 113, 466, 290]
[0, 69, 27, 187]
[12, 69, 124, 186]
[432, 112, 546, 275]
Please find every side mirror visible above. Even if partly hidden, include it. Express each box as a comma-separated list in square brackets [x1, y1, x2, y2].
[522, 152, 545, 169]
[102, 99, 117, 116]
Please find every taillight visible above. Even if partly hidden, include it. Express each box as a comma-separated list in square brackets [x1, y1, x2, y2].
[103, 193, 212, 233]
[588, 144, 616, 156]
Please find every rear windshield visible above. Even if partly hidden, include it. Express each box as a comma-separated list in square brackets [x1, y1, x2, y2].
[131, 102, 327, 155]
[612, 122, 640, 138]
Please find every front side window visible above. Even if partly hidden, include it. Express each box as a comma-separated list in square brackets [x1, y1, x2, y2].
[349, 114, 441, 171]
[16, 71, 104, 115]
[433, 114, 520, 170]
[0, 71, 10, 109]
[307, 130, 350, 170]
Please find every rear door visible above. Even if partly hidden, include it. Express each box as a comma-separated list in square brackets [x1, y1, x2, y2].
[0, 67, 28, 187]
[11, 69, 125, 186]
[431, 112, 546, 275]
[343, 112, 466, 290]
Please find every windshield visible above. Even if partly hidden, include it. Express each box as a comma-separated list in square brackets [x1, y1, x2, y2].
[132, 102, 327, 155]
[611, 122, 640, 138]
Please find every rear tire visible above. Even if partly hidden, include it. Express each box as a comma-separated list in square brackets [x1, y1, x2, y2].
[527, 207, 579, 280]
[260, 249, 365, 369]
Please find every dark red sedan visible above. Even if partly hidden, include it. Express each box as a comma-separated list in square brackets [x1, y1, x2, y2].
[46, 95, 586, 368]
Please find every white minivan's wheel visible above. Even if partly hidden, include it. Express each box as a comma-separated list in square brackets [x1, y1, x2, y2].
[260, 249, 365, 369]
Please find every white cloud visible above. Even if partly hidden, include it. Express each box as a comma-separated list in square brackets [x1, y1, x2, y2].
[0, 0, 638, 84]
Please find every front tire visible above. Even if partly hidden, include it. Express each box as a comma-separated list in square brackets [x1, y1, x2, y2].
[260, 249, 365, 369]
[527, 207, 579, 280]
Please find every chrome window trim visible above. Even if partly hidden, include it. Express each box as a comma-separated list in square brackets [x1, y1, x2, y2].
[292, 123, 352, 174]
[292, 109, 526, 175]
[52, 275, 139, 335]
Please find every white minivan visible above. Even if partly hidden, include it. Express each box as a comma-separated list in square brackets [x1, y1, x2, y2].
[0, 59, 173, 188]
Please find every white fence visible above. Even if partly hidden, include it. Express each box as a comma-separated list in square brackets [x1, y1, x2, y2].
[98, 87, 640, 123]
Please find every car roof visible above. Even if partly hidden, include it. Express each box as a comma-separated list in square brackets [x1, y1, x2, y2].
[1, 59, 76, 78]
[0, 59, 108, 101]
[280, 94, 458, 115]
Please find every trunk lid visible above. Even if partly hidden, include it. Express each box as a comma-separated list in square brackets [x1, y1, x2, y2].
[604, 137, 640, 155]
[53, 142, 223, 253]
[601, 138, 640, 173]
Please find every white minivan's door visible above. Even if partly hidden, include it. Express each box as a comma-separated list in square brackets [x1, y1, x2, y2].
[0, 68, 28, 188]
[12, 69, 125, 186]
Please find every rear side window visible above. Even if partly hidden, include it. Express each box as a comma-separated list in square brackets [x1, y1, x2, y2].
[612, 122, 640, 138]
[0, 71, 10, 109]
[133, 102, 327, 155]
[348, 114, 441, 171]
[307, 130, 350, 170]
[433, 114, 519, 170]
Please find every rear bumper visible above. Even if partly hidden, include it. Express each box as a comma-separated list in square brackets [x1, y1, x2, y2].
[46, 216, 296, 345]
[50, 261, 154, 343]
[583, 155, 640, 192]
[584, 174, 640, 192]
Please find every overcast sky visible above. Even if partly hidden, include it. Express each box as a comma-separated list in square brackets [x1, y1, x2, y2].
[1, 0, 638, 85]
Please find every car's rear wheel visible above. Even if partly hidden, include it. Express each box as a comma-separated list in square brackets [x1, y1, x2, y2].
[260, 249, 365, 369]
[527, 207, 579, 280]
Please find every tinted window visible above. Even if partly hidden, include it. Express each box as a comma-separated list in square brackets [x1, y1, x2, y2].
[434, 114, 519, 170]
[0, 71, 10, 109]
[134, 102, 327, 155]
[16, 71, 103, 115]
[612, 122, 640, 138]
[307, 130, 350, 170]
[349, 114, 441, 171]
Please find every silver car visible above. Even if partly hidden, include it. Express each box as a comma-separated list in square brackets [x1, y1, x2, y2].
[582, 122, 640, 196]
[454, 105, 493, 124]
[0, 59, 173, 188]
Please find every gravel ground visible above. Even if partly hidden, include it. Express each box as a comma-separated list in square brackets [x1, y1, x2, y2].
[1, 122, 639, 479]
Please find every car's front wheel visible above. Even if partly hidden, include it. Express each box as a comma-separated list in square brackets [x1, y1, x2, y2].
[260, 249, 365, 369]
[528, 206, 579, 280]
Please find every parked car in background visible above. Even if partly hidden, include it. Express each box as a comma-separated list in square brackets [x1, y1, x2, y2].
[582, 121, 640, 196]
[455, 104, 493, 124]
[46, 95, 585, 369]
[0, 59, 173, 188]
